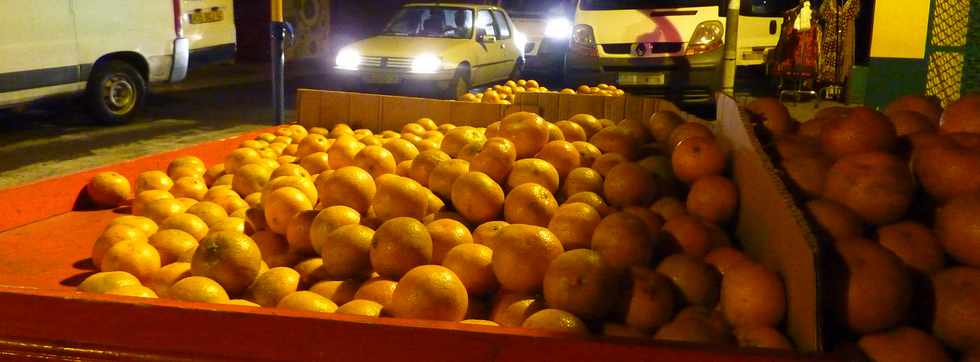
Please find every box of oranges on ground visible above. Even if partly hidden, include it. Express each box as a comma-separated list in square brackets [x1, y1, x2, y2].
[742, 94, 980, 362]
[0, 89, 832, 361]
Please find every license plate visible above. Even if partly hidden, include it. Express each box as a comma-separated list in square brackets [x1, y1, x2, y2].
[363, 73, 400, 85]
[618, 72, 665, 86]
[190, 9, 224, 24]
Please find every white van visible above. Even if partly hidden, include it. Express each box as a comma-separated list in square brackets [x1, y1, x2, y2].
[0, 0, 237, 123]
[497, 0, 572, 76]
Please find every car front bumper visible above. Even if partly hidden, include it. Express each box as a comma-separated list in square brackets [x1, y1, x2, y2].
[334, 67, 456, 87]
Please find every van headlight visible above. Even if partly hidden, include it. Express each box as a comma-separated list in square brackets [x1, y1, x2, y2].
[685, 21, 724, 56]
[544, 18, 572, 38]
[411, 54, 442, 74]
[335, 49, 362, 70]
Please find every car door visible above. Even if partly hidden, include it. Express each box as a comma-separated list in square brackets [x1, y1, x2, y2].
[491, 10, 520, 80]
[0, 0, 80, 104]
[472, 9, 503, 86]
[180, 0, 236, 66]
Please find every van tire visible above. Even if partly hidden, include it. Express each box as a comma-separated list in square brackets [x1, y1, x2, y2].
[85, 60, 146, 124]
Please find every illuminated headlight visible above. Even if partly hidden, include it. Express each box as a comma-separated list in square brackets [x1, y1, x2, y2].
[544, 18, 572, 39]
[685, 21, 724, 56]
[411, 54, 442, 74]
[335, 49, 361, 70]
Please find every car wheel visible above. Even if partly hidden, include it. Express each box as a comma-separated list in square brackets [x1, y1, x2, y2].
[446, 68, 471, 100]
[85, 60, 146, 124]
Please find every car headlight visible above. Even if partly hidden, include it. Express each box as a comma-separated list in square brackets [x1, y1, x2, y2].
[514, 31, 528, 55]
[411, 54, 442, 74]
[544, 18, 572, 39]
[335, 49, 361, 70]
[685, 21, 724, 56]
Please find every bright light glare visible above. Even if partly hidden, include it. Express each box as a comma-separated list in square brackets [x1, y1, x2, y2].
[411, 54, 442, 74]
[514, 31, 528, 55]
[335, 49, 361, 70]
[544, 18, 572, 38]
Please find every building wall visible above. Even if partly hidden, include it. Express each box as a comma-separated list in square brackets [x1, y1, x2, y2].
[866, 0, 932, 107]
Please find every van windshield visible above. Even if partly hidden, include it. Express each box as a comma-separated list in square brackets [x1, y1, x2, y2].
[580, 0, 719, 10]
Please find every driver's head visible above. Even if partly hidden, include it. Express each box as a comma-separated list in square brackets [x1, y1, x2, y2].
[454, 11, 467, 27]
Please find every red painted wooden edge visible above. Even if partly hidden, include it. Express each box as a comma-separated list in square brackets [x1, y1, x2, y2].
[0, 287, 835, 362]
[0, 127, 279, 232]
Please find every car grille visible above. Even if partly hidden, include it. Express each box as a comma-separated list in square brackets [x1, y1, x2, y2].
[602, 43, 683, 55]
[361, 56, 413, 69]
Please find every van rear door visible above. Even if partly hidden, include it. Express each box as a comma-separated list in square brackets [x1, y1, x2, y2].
[575, 0, 722, 58]
[180, 0, 236, 65]
[0, 0, 80, 102]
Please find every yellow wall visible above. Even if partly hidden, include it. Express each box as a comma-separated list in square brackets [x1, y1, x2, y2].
[870, 0, 931, 59]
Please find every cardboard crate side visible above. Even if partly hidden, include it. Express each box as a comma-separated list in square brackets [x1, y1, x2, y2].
[451, 102, 506, 127]
[348, 93, 382, 131]
[559, 94, 606, 121]
[297, 89, 321, 127]
[604, 95, 627, 122]
[318, 91, 352, 130]
[717, 95, 822, 353]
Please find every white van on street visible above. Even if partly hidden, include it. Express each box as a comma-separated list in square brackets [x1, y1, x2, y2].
[0, 0, 237, 123]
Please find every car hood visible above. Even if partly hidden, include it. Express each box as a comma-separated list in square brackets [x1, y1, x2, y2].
[345, 36, 470, 59]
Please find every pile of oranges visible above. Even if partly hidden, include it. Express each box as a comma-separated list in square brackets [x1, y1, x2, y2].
[748, 93, 980, 361]
[459, 80, 625, 104]
[82, 106, 798, 351]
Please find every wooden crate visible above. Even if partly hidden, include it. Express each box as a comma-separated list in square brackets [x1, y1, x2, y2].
[0, 93, 827, 360]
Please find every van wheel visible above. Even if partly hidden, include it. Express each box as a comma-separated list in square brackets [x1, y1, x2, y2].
[85, 61, 146, 124]
[446, 68, 471, 100]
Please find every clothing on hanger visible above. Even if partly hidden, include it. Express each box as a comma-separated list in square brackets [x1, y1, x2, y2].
[816, 0, 860, 84]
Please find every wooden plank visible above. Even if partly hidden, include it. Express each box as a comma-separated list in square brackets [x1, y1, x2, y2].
[349, 93, 382, 131]
[381, 95, 422, 132]
[604, 95, 627, 122]
[559, 94, 606, 121]
[296, 89, 321, 127]
[318, 91, 352, 130]
[419, 98, 454, 126]
[535, 92, 561, 122]
[624, 94, 646, 122]
[451, 102, 504, 127]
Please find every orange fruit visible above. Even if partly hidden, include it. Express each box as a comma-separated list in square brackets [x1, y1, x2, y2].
[824, 152, 915, 225]
[543, 249, 618, 320]
[277, 291, 338, 313]
[571, 141, 602, 168]
[561, 167, 603, 199]
[168, 156, 206, 179]
[370, 217, 433, 279]
[160, 213, 209, 241]
[263, 186, 313, 234]
[147, 262, 192, 297]
[507, 158, 559, 194]
[284, 210, 318, 255]
[309, 205, 361, 254]
[499, 112, 549, 158]
[251, 230, 299, 268]
[211, 174, 234, 187]
[337, 299, 384, 317]
[100, 240, 161, 282]
[425, 192, 447, 216]
[603, 162, 658, 207]
[617, 118, 651, 144]
[534, 141, 580, 179]
[204, 188, 248, 214]
[309, 279, 362, 305]
[885, 95, 943, 124]
[417, 118, 438, 130]
[225, 148, 263, 174]
[353, 145, 397, 178]
[388, 265, 469, 321]
[490, 291, 546, 327]
[889, 110, 937, 137]
[169, 276, 230, 303]
[656, 254, 721, 307]
[805, 199, 863, 241]
[383, 138, 420, 163]
[912, 135, 980, 201]
[820, 107, 898, 159]
[591, 212, 652, 272]
[170, 176, 207, 201]
[939, 93, 980, 134]
[568, 114, 602, 139]
[248, 267, 300, 307]
[471, 137, 517, 183]
[858, 326, 951, 362]
[190, 231, 263, 296]
[624, 267, 676, 332]
[547, 202, 602, 250]
[504, 183, 558, 227]
[721, 261, 786, 328]
[317, 166, 375, 214]
[555, 121, 587, 142]
[686, 175, 738, 225]
[86, 172, 132, 208]
[105, 285, 159, 299]
[110, 215, 159, 237]
[402, 122, 426, 136]
[271, 163, 311, 180]
[442, 243, 497, 296]
[734, 326, 794, 350]
[667, 122, 714, 151]
[935, 193, 980, 267]
[592, 153, 627, 177]
[133, 190, 175, 218]
[148, 229, 198, 265]
[136, 170, 174, 194]
[428, 159, 470, 201]
[491, 224, 564, 293]
[299, 152, 330, 174]
[210, 217, 245, 234]
[705, 246, 752, 276]
[395, 159, 413, 177]
[672, 136, 726, 184]
[426, 219, 474, 264]
[456, 141, 484, 162]
[442, 126, 487, 158]
[521, 309, 589, 336]
[591, 127, 640, 160]
[661, 214, 717, 258]
[328, 134, 365, 170]
[142, 198, 188, 225]
[92, 223, 150, 268]
[876, 222, 946, 274]
[461, 319, 499, 327]
[650, 197, 687, 221]
[320, 224, 375, 280]
[564, 191, 614, 217]
[930, 266, 980, 352]
[647, 111, 686, 146]
[746, 98, 794, 136]
[354, 276, 398, 307]
[78, 271, 141, 294]
[451, 172, 506, 224]
[830, 238, 911, 334]
[409, 149, 450, 187]
[295, 133, 330, 159]
[329, 124, 354, 138]
[372, 174, 428, 221]
[472, 221, 509, 248]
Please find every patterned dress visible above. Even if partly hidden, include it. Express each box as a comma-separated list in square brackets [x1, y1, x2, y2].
[817, 0, 861, 84]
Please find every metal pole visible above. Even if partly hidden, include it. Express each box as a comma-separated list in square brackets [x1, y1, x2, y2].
[271, 0, 286, 125]
[721, 0, 740, 97]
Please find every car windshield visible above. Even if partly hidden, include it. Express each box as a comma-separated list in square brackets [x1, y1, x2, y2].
[580, 0, 719, 10]
[382, 7, 474, 39]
